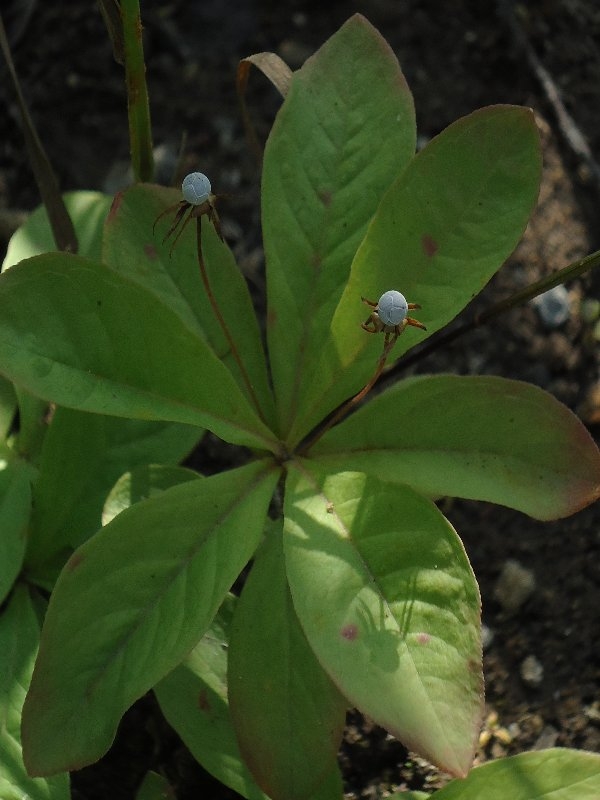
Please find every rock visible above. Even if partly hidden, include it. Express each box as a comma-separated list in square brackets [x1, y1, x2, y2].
[531, 284, 570, 327]
[521, 655, 544, 687]
[494, 559, 536, 613]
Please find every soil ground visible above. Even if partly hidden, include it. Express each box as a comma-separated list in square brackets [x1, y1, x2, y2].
[1, 1, 600, 798]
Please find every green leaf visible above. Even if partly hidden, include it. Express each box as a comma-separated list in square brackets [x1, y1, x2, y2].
[229, 527, 347, 800]
[135, 771, 174, 800]
[0, 586, 69, 800]
[155, 594, 269, 800]
[432, 748, 600, 799]
[3, 191, 113, 268]
[290, 105, 542, 445]
[26, 407, 202, 580]
[22, 460, 279, 776]
[263, 14, 416, 436]
[103, 184, 276, 426]
[103, 463, 201, 525]
[283, 463, 482, 778]
[0, 253, 279, 452]
[0, 458, 32, 604]
[310, 374, 600, 520]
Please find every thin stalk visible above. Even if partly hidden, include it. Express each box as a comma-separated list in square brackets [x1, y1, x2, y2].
[299, 334, 397, 454]
[383, 248, 600, 381]
[120, 0, 154, 182]
[0, 13, 77, 252]
[196, 219, 267, 424]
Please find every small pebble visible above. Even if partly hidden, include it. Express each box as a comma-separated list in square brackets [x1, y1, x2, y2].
[531, 284, 570, 328]
[493, 559, 536, 614]
[521, 655, 544, 687]
[533, 724, 558, 749]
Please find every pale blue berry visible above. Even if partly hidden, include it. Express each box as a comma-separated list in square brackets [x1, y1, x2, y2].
[378, 290, 408, 326]
[181, 172, 211, 206]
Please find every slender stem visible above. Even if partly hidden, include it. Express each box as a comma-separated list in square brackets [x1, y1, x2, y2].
[299, 334, 397, 454]
[196, 219, 267, 423]
[382, 248, 600, 381]
[120, 0, 154, 182]
[0, 13, 77, 252]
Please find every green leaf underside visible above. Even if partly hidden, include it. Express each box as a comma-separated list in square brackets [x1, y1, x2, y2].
[229, 528, 347, 800]
[310, 374, 600, 520]
[103, 184, 276, 426]
[431, 748, 600, 799]
[289, 104, 542, 446]
[21, 460, 280, 776]
[0, 254, 278, 452]
[2, 191, 113, 268]
[0, 460, 32, 604]
[0, 587, 70, 800]
[27, 407, 201, 575]
[283, 463, 482, 777]
[263, 14, 416, 435]
[155, 595, 269, 800]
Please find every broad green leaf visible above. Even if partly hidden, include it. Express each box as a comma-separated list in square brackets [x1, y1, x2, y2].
[229, 528, 347, 800]
[0, 458, 32, 604]
[3, 191, 112, 268]
[103, 184, 276, 427]
[26, 406, 202, 580]
[310, 374, 600, 520]
[263, 14, 416, 435]
[0, 586, 69, 800]
[0, 254, 280, 452]
[289, 105, 542, 446]
[431, 748, 600, 799]
[155, 594, 269, 800]
[22, 460, 280, 776]
[135, 771, 174, 800]
[103, 463, 201, 525]
[284, 464, 482, 778]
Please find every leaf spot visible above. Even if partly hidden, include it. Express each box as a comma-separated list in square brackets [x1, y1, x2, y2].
[318, 189, 332, 207]
[341, 623, 359, 641]
[421, 233, 439, 257]
[144, 243, 158, 260]
[198, 689, 211, 712]
[66, 552, 85, 572]
[416, 632, 431, 645]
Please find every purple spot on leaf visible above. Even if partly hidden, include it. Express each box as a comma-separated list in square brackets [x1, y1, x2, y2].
[416, 632, 431, 645]
[421, 233, 439, 257]
[198, 689, 211, 712]
[341, 623, 359, 641]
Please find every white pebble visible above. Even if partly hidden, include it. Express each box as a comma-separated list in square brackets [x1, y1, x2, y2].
[520, 655, 544, 687]
[531, 285, 570, 328]
[493, 559, 535, 614]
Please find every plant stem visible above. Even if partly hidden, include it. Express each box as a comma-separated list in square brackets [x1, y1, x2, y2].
[120, 0, 154, 182]
[0, 13, 77, 252]
[383, 247, 600, 381]
[299, 334, 397, 454]
[195, 219, 267, 424]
